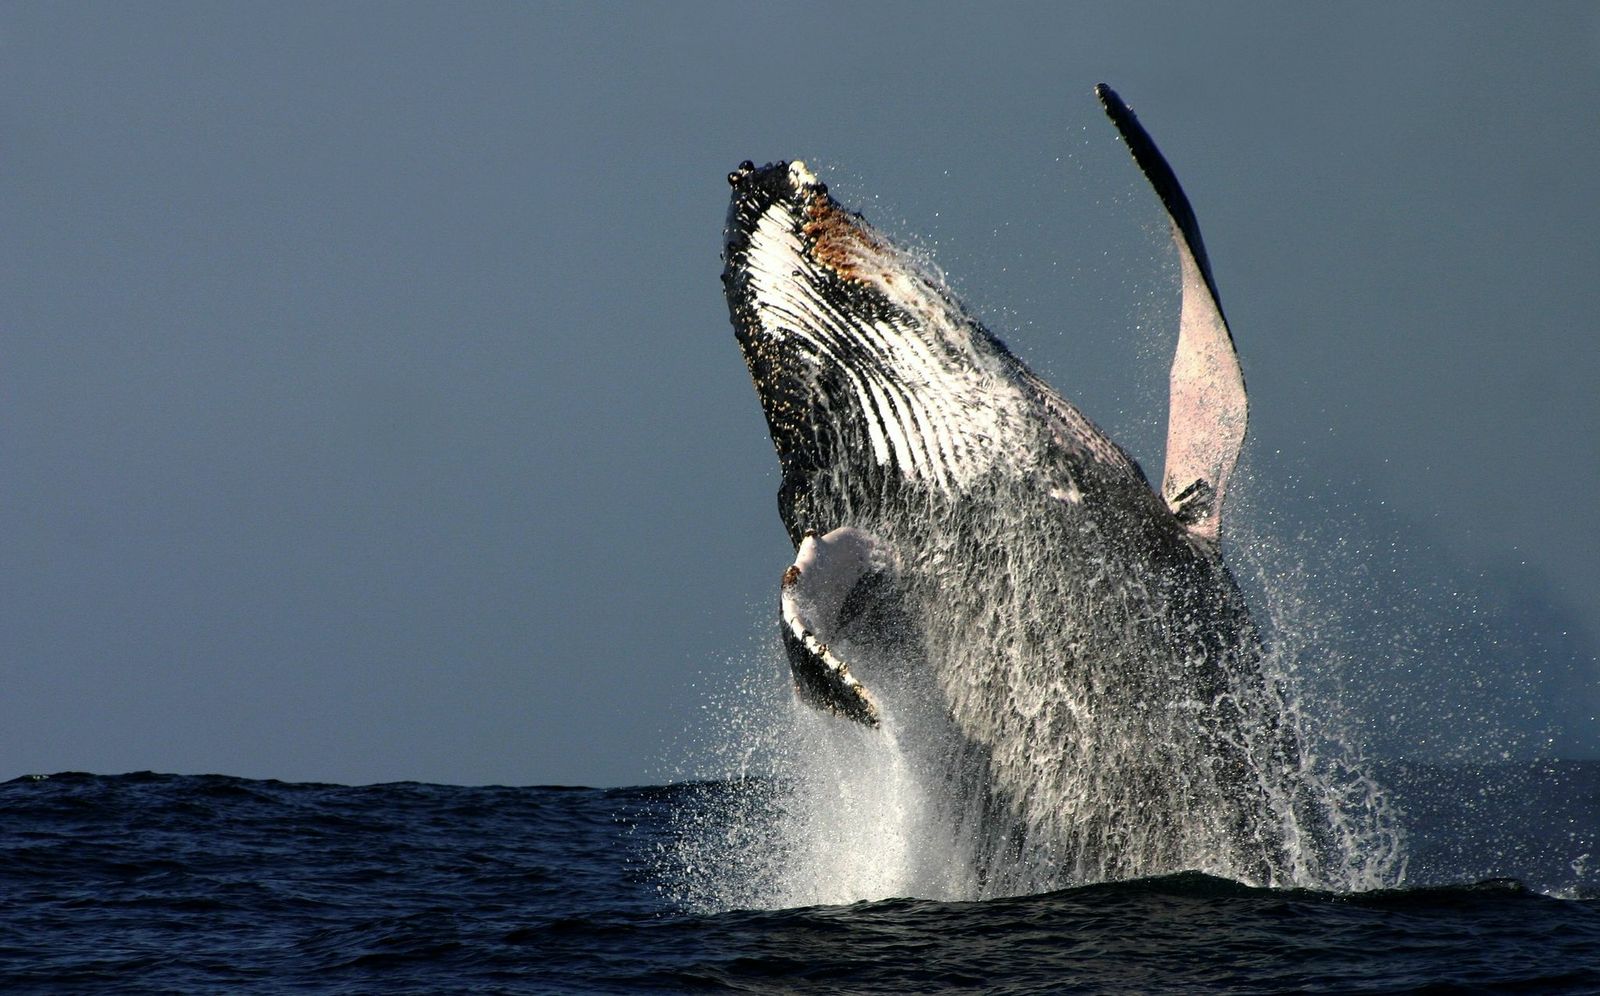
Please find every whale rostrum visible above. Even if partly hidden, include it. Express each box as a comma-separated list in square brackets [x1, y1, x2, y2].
[722, 86, 1319, 887]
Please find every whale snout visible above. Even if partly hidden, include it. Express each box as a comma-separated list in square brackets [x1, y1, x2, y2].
[726, 159, 825, 197]
[723, 160, 832, 257]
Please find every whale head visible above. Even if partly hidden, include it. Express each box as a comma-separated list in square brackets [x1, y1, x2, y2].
[722, 160, 1040, 534]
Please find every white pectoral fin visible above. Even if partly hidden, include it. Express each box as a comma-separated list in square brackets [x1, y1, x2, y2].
[778, 528, 894, 727]
[1164, 241, 1246, 544]
[781, 592, 880, 727]
[1097, 84, 1248, 547]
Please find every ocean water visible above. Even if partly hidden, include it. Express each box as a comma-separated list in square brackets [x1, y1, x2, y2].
[3, 764, 1596, 993]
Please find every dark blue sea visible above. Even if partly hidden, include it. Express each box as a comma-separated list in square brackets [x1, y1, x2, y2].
[3, 763, 1597, 994]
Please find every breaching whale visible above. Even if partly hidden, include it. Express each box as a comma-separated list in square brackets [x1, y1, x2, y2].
[720, 85, 1320, 889]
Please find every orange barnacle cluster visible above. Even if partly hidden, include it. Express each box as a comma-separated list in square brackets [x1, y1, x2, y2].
[801, 194, 883, 282]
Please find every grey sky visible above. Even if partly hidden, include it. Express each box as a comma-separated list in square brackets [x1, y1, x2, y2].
[3, 4, 1596, 786]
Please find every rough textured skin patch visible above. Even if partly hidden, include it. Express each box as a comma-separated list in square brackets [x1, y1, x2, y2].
[802, 196, 885, 282]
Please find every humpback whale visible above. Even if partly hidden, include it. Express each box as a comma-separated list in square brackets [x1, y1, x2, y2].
[720, 86, 1322, 889]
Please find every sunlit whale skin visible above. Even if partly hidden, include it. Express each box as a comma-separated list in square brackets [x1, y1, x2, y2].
[721, 86, 1310, 888]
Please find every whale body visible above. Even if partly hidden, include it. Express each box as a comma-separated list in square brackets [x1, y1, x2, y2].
[721, 86, 1323, 889]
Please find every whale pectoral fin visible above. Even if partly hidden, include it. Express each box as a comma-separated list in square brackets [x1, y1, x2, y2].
[781, 588, 881, 727]
[777, 527, 894, 727]
[1097, 84, 1248, 548]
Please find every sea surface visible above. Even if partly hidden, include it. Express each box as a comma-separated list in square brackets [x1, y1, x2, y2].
[3, 764, 1597, 994]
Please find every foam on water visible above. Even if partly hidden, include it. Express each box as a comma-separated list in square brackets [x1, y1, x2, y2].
[662, 669, 981, 910]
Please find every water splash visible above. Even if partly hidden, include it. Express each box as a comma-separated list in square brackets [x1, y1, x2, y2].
[660, 500, 1408, 911]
